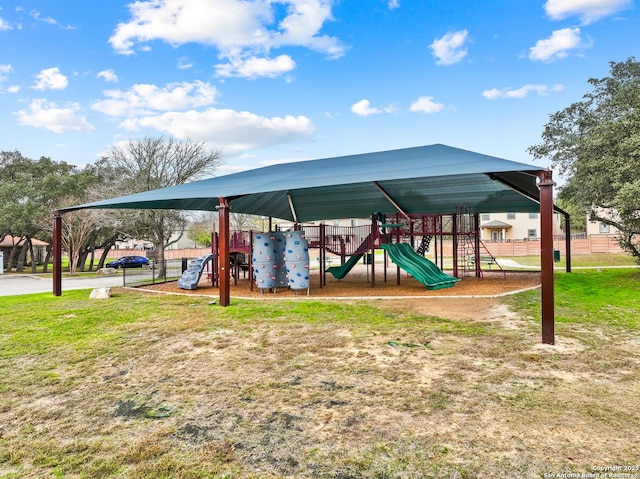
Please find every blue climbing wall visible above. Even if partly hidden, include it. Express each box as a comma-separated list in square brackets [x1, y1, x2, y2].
[273, 231, 289, 289]
[284, 230, 310, 292]
[252, 233, 278, 292]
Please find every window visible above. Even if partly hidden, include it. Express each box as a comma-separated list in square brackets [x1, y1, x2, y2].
[599, 222, 610, 233]
[507, 212, 516, 220]
[529, 212, 538, 219]
[527, 229, 537, 239]
[481, 213, 490, 221]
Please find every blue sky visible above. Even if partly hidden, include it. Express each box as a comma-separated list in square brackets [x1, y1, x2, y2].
[1, 0, 638, 177]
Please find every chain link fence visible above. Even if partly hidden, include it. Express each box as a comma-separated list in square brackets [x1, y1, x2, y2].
[121, 258, 188, 288]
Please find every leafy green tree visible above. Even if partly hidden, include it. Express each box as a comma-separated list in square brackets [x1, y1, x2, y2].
[0, 151, 85, 272]
[98, 137, 222, 275]
[528, 57, 640, 261]
[187, 220, 214, 248]
[555, 196, 587, 233]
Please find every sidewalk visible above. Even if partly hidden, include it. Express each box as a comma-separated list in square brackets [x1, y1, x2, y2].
[0, 273, 126, 297]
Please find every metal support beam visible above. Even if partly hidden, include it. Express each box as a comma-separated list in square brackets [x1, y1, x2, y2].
[474, 213, 481, 278]
[217, 197, 231, 307]
[372, 182, 410, 220]
[538, 171, 555, 345]
[452, 214, 458, 278]
[370, 220, 375, 288]
[286, 191, 298, 224]
[564, 213, 572, 273]
[319, 223, 326, 288]
[53, 211, 62, 296]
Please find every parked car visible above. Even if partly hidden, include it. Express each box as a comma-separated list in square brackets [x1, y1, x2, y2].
[106, 255, 150, 269]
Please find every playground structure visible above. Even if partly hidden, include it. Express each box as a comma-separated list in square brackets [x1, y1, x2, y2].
[380, 243, 459, 290]
[202, 208, 504, 293]
[251, 231, 310, 294]
[177, 253, 215, 290]
[54, 144, 558, 344]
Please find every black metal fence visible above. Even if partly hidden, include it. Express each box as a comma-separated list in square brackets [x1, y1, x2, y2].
[121, 259, 186, 287]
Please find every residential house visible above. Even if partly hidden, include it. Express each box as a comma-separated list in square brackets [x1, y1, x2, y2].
[0, 235, 49, 269]
[479, 212, 563, 241]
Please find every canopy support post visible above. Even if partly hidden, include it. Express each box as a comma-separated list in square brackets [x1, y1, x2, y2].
[286, 191, 298, 225]
[53, 211, 63, 296]
[564, 213, 572, 273]
[370, 219, 375, 288]
[319, 223, 326, 288]
[452, 214, 458, 278]
[372, 181, 410, 220]
[218, 197, 231, 307]
[538, 171, 555, 345]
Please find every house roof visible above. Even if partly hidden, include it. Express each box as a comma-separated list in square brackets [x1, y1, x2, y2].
[480, 220, 513, 229]
[0, 235, 49, 247]
[61, 144, 548, 221]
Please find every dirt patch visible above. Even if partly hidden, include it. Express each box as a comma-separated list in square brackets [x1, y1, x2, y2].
[138, 266, 540, 323]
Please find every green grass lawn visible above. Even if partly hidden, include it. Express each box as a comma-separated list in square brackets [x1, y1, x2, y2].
[500, 252, 638, 269]
[0, 268, 639, 478]
[508, 268, 640, 329]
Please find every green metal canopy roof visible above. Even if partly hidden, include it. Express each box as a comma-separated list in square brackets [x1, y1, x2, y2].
[62, 144, 548, 221]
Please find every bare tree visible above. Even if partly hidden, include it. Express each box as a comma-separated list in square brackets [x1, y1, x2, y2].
[230, 213, 261, 231]
[99, 137, 223, 275]
[40, 196, 106, 275]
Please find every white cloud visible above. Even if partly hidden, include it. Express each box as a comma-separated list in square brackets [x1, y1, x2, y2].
[16, 99, 94, 133]
[30, 9, 56, 25]
[429, 30, 469, 66]
[409, 96, 445, 114]
[30, 9, 74, 29]
[482, 84, 564, 99]
[0, 63, 12, 82]
[32, 67, 68, 90]
[92, 80, 219, 116]
[0, 16, 13, 31]
[121, 108, 316, 155]
[0, 64, 18, 93]
[215, 54, 296, 79]
[544, 0, 633, 24]
[388, 0, 400, 9]
[177, 56, 194, 70]
[97, 69, 119, 83]
[529, 27, 587, 62]
[351, 99, 380, 116]
[109, 0, 345, 79]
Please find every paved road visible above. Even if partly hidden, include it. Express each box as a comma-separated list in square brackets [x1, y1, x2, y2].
[0, 273, 129, 297]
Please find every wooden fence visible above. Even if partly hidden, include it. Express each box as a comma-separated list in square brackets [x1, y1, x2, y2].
[102, 234, 623, 263]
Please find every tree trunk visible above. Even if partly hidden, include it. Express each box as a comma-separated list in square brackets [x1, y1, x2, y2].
[156, 242, 166, 279]
[77, 249, 89, 272]
[98, 246, 112, 269]
[16, 242, 28, 272]
[7, 242, 20, 272]
[88, 248, 96, 271]
[97, 235, 118, 269]
[42, 244, 52, 273]
[68, 244, 77, 275]
[29, 238, 37, 273]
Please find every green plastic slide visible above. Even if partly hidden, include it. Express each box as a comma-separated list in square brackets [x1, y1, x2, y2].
[381, 243, 459, 290]
[326, 252, 364, 279]
[326, 233, 376, 280]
